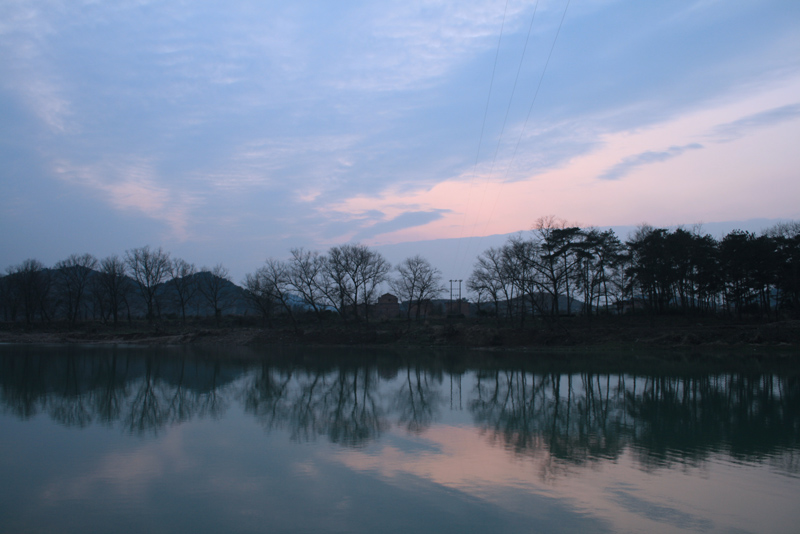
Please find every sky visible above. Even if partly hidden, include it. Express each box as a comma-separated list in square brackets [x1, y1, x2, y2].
[2, 0, 799, 282]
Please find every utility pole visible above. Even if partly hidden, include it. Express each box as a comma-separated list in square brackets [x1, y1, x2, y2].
[448, 279, 462, 315]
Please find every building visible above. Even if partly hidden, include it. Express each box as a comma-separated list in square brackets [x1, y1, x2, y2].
[373, 293, 400, 320]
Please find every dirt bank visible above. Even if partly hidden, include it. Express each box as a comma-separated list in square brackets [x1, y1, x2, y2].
[2, 317, 800, 353]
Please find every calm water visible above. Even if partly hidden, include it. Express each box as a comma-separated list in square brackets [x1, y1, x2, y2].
[1, 344, 798, 533]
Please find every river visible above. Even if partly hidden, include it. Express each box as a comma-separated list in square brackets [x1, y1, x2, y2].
[1, 344, 798, 533]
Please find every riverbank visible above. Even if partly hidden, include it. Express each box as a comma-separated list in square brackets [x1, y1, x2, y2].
[2, 316, 799, 353]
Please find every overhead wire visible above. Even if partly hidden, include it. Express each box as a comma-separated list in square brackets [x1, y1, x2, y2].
[449, 0, 510, 278]
[459, 0, 541, 268]
[468, 0, 572, 262]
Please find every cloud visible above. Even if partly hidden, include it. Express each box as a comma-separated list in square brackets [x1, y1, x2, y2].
[2, 0, 799, 275]
[325, 0, 533, 92]
[202, 134, 363, 194]
[18, 77, 72, 133]
[606, 484, 713, 531]
[598, 143, 704, 181]
[41, 426, 193, 503]
[708, 103, 800, 142]
[352, 210, 451, 241]
[0, 2, 73, 133]
[53, 158, 201, 240]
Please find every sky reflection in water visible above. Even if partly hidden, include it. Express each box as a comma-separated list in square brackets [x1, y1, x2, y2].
[1, 344, 798, 533]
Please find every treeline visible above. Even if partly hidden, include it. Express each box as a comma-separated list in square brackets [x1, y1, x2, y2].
[0, 243, 445, 327]
[0, 247, 243, 327]
[468, 216, 800, 321]
[3, 217, 799, 328]
[241, 246, 443, 327]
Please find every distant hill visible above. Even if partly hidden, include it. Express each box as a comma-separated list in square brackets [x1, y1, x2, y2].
[172, 271, 251, 317]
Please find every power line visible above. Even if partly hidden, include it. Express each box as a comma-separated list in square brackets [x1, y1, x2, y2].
[459, 0, 541, 268]
[449, 0, 510, 277]
[472, 0, 572, 259]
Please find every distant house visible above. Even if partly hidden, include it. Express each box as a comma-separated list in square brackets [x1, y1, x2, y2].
[373, 293, 400, 320]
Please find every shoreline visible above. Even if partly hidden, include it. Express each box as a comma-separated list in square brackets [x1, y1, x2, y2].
[2, 317, 799, 354]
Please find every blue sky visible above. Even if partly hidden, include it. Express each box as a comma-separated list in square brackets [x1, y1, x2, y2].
[2, 0, 799, 281]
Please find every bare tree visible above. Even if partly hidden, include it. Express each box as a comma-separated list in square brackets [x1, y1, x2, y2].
[125, 246, 171, 322]
[356, 246, 391, 323]
[391, 255, 444, 321]
[468, 247, 512, 320]
[322, 244, 390, 322]
[169, 258, 197, 324]
[242, 269, 276, 325]
[0, 271, 20, 322]
[319, 246, 353, 321]
[764, 220, 800, 239]
[197, 263, 234, 325]
[54, 253, 98, 326]
[5, 259, 53, 325]
[254, 259, 297, 329]
[95, 255, 130, 326]
[288, 248, 327, 321]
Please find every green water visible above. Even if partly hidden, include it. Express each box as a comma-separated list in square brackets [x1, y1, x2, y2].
[1, 344, 798, 533]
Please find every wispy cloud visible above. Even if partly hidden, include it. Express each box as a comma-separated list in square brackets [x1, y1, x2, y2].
[195, 134, 364, 201]
[0, 2, 73, 132]
[352, 209, 451, 241]
[326, 0, 533, 92]
[598, 143, 704, 181]
[18, 77, 72, 133]
[53, 158, 201, 240]
[1, 0, 799, 275]
[708, 103, 800, 143]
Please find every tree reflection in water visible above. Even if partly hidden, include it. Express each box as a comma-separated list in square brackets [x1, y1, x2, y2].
[240, 362, 388, 446]
[394, 365, 442, 434]
[471, 369, 800, 472]
[1, 346, 798, 474]
[0, 346, 240, 435]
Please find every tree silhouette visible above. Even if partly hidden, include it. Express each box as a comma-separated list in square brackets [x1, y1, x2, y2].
[197, 264, 234, 325]
[125, 246, 171, 322]
[391, 255, 444, 322]
[54, 253, 98, 326]
[168, 258, 198, 325]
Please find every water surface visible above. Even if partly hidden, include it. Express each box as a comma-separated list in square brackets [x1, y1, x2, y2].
[1, 344, 798, 533]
